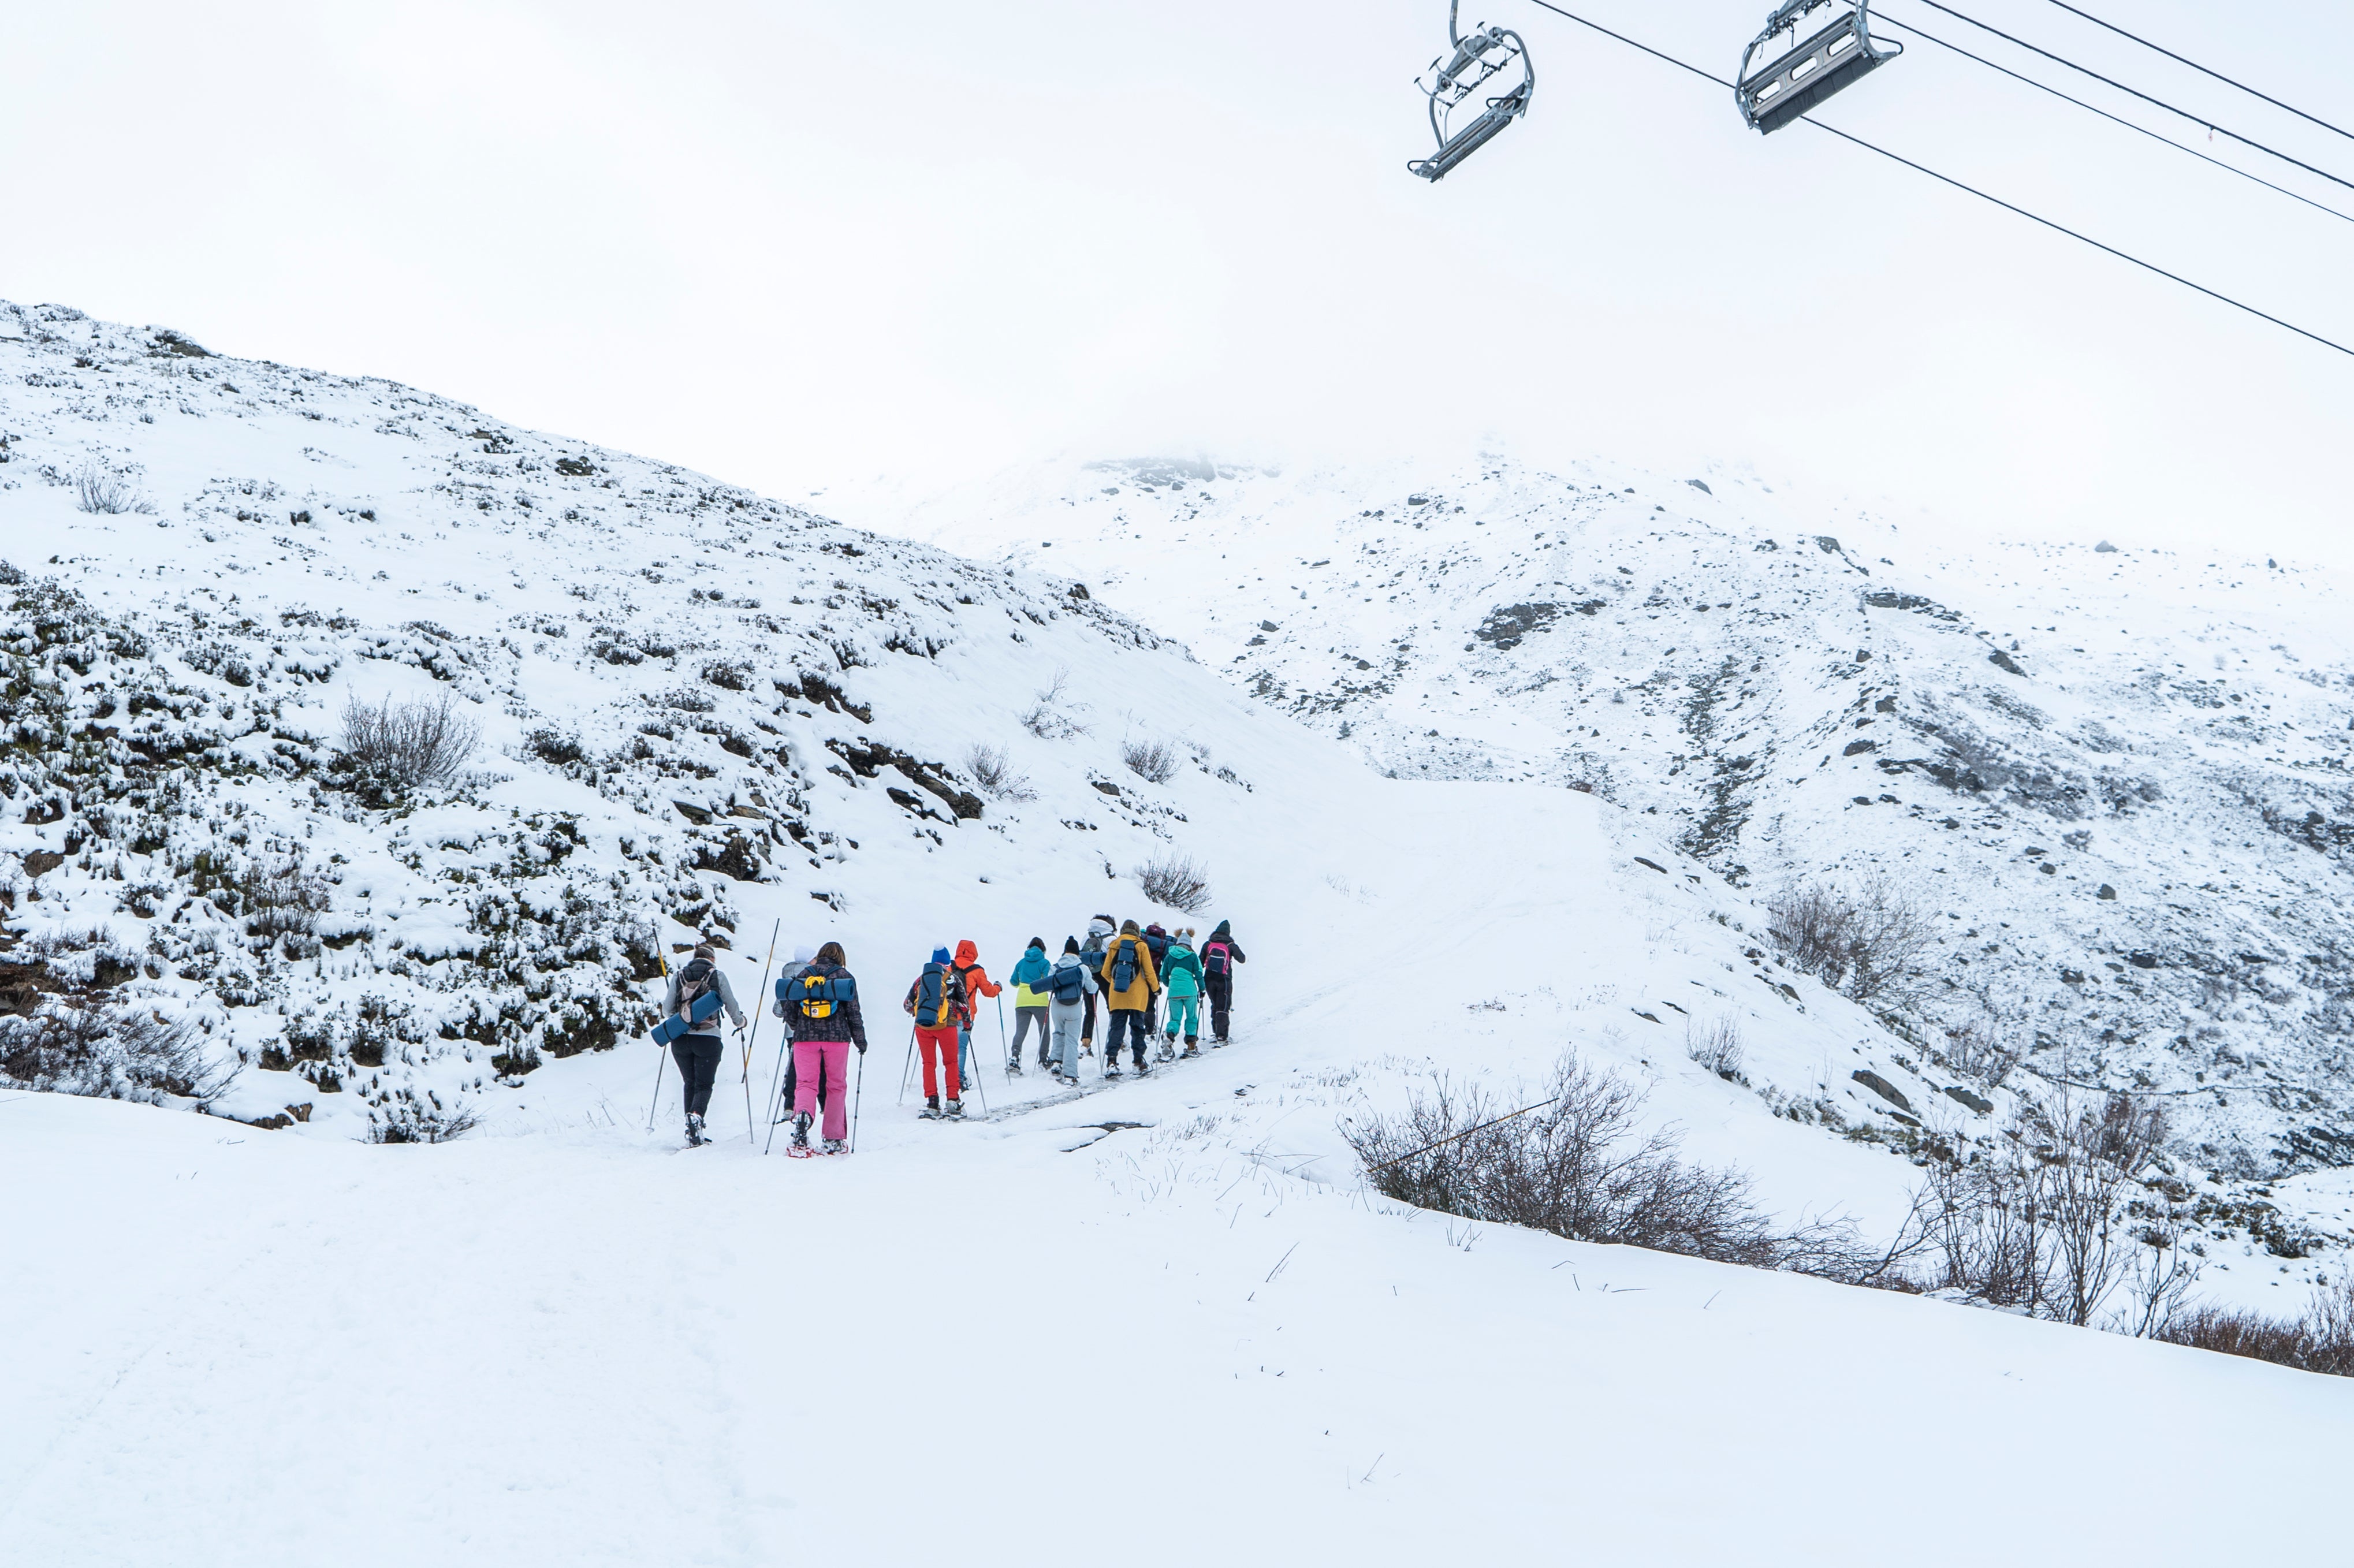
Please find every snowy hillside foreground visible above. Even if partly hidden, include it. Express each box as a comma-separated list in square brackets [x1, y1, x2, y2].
[887, 455, 2354, 1181]
[0, 304, 2347, 1563]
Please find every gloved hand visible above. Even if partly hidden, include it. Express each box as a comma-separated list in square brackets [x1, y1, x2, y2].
[856, 1042, 867, 1056]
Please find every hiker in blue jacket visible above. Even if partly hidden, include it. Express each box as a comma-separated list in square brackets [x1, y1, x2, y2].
[662, 943, 747, 1146]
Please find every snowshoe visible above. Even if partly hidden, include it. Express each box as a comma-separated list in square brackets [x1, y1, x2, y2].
[920, 1095, 943, 1120]
[1180, 1044, 1201, 1059]
[685, 1113, 708, 1148]
[944, 1098, 966, 1121]
[1104, 1063, 1123, 1079]
[1007, 1058, 1023, 1077]
[791, 1112, 813, 1150]
[822, 1138, 847, 1155]
[1158, 1042, 1175, 1063]
[1134, 1059, 1152, 1077]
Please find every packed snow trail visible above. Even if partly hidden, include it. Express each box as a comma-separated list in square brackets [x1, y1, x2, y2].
[3, 1060, 2345, 1566]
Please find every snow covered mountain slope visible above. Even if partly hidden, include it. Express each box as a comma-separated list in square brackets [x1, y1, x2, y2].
[3, 307, 2350, 1566]
[880, 453, 2354, 1178]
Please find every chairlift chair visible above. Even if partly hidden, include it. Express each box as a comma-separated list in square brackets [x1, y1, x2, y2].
[1410, 1, 1533, 181]
[1735, 0, 1899, 134]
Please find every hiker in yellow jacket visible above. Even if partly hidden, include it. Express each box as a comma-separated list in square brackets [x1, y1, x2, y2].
[1096, 919, 1160, 1079]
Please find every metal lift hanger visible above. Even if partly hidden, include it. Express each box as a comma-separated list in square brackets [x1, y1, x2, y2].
[1411, 1, 1534, 181]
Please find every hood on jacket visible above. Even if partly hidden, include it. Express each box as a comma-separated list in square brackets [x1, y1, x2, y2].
[1120, 919, 1141, 936]
[953, 938, 980, 967]
[1087, 917, 1115, 939]
[1052, 950, 1084, 967]
[930, 946, 952, 966]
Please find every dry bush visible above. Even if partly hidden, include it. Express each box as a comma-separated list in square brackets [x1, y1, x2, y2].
[1686, 1016, 1746, 1083]
[966, 743, 1036, 803]
[338, 691, 479, 792]
[1123, 738, 1180, 785]
[1019, 668, 1087, 740]
[239, 857, 332, 941]
[2158, 1279, 2354, 1377]
[73, 461, 154, 516]
[1766, 877, 1936, 1004]
[1136, 854, 1212, 914]
[1917, 1090, 2170, 1325]
[1940, 1018, 2024, 1090]
[1346, 1051, 1917, 1282]
[0, 1003, 233, 1105]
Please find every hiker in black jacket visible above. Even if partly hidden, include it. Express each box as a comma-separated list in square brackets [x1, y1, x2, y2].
[781, 941, 866, 1153]
[1198, 921, 1247, 1045]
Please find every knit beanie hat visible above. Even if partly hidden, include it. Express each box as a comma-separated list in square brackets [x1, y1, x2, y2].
[930, 946, 952, 966]
[1063, 936, 1081, 955]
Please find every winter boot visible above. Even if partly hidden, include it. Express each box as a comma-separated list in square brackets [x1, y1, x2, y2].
[685, 1113, 707, 1148]
[1104, 1061, 1123, 1079]
[1158, 1041, 1175, 1063]
[822, 1137, 847, 1155]
[1134, 1057, 1152, 1077]
[1007, 1057, 1024, 1077]
[944, 1098, 965, 1120]
[792, 1112, 812, 1150]
[921, 1094, 942, 1120]
[1180, 1042, 1201, 1059]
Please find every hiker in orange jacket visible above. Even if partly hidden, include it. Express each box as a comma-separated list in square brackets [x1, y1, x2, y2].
[1096, 919, 1160, 1078]
[952, 938, 1001, 1092]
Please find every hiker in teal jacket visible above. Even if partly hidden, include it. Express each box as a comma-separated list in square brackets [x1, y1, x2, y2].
[1160, 928, 1205, 1055]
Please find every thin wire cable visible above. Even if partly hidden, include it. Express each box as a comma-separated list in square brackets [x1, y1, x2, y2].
[2042, 0, 2354, 146]
[1875, 8, 2354, 226]
[1915, 0, 2354, 195]
[1514, 0, 2354, 360]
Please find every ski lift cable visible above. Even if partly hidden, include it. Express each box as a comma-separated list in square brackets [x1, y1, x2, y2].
[1514, 0, 2354, 359]
[1873, 8, 2354, 228]
[1912, 0, 2354, 196]
[2040, 0, 2354, 147]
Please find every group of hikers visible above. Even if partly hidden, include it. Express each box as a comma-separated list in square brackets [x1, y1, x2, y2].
[656, 917, 1247, 1152]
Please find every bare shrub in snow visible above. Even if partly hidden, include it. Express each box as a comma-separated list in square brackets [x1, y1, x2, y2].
[2157, 1279, 2354, 1377]
[1686, 1017, 1746, 1083]
[73, 461, 154, 515]
[338, 692, 479, 792]
[1940, 1017, 2023, 1090]
[1766, 877, 1935, 1004]
[966, 743, 1035, 803]
[1123, 738, 1180, 785]
[1135, 854, 1211, 913]
[238, 857, 332, 942]
[1916, 1090, 2171, 1325]
[1019, 667, 1087, 740]
[0, 1003, 233, 1105]
[368, 1097, 481, 1144]
[1346, 1051, 1919, 1283]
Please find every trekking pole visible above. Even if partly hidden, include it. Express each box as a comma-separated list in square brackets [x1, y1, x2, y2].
[897, 1022, 916, 1104]
[761, 1026, 795, 1156]
[850, 1045, 866, 1153]
[967, 1005, 990, 1119]
[645, 947, 672, 1133]
[740, 919, 781, 1144]
[996, 992, 1010, 1079]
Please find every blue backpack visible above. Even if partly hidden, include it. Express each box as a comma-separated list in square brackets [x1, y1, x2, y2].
[780, 970, 856, 1020]
[1046, 963, 1086, 1004]
[913, 963, 954, 1027]
[1109, 937, 1139, 992]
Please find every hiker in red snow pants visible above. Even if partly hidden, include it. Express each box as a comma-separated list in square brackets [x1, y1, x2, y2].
[904, 945, 970, 1115]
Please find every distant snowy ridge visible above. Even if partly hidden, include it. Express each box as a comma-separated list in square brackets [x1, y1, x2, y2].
[881, 452, 2354, 1178]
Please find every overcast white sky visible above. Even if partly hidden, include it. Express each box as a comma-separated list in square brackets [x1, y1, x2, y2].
[6, 0, 2349, 557]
